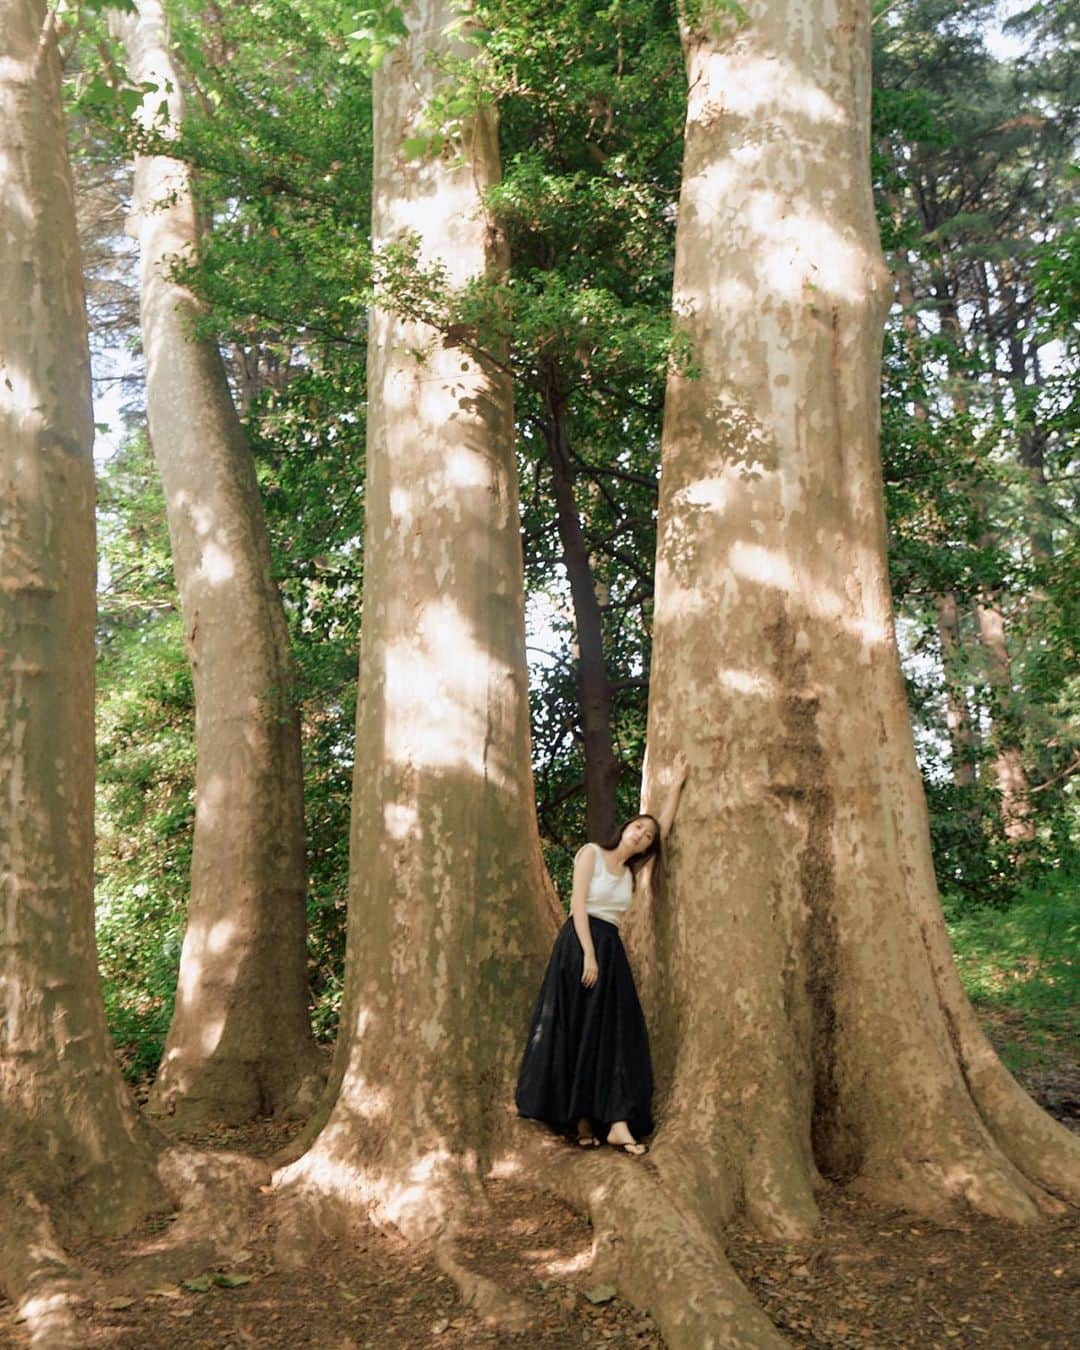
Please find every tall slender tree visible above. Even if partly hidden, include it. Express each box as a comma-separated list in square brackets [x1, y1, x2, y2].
[0, 0, 163, 1327]
[629, 0, 1079, 1246]
[117, 0, 320, 1124]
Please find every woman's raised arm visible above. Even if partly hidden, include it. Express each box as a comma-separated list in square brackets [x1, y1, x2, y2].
[655, 751, 689, 840]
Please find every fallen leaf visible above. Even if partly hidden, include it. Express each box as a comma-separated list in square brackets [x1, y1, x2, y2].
[584, 1285, 617, 1305]
[181, 1275, 212, 1293]
[104, 1297, 136, 1311]
[213, 1272, 255, 1289]
[145, 1285, 182, 1300]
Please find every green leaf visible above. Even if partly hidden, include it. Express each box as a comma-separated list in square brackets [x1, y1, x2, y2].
[181, 1276, 212, 1293]
[212, 1272, 255, 1288]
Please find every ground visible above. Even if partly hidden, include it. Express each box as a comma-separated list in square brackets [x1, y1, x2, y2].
[1, 1034, 1075, 1348]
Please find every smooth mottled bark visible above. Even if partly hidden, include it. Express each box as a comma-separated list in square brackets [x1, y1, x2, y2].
[278, 0, 553, 1238]
[0, 0, 163, 1323]
[120, 0, 319, 1124]
[626, 0, 1079, 1245]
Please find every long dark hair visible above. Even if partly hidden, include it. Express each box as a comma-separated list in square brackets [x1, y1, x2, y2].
[598, 813, 663, 882]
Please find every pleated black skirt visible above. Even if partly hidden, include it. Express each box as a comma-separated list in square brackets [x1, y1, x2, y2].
[515, 916, 653, 1140]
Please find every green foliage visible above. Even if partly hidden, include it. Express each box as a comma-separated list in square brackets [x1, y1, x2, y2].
[96, 435, 192, 1080]
[874, 0, 1080, 904]
[945, 865, 1079, 1070]
[80, 0, 1078, 1076]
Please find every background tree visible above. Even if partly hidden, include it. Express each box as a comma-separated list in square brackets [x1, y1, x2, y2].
[0, 0, 163, 1330]
[873, 0, 1080, 896]
[116, 0, 320, 1124]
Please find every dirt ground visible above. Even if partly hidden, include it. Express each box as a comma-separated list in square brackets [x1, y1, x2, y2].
[2, 1055, 1076, 1349]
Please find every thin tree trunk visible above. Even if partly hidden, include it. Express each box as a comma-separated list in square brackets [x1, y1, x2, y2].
[541, 364, 621, 842]
[974, 592, 1036, 847]
[935, 592, 978, 787]
[627, 0, 1078, 1250]
[894, 253, 979, 786]
[120, 0, 319, 1124]
[0, 0, 163, 1326]
[935, 251, 1036, 846]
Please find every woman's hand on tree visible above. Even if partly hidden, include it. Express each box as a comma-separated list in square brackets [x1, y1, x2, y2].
[582, 954, 599, 988]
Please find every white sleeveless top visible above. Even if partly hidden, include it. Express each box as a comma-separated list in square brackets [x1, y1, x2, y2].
[583, 842, 634, 928]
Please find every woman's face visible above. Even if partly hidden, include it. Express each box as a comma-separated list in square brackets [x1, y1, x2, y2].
[622, 817, 657, 856]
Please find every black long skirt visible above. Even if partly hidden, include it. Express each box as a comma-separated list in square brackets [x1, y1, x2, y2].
[515, 916, 653, 1140]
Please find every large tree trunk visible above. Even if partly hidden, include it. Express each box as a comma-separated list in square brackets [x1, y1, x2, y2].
[627, 0, 1079, 1245]
[541, 363, 622, 842]
[277, 0, 554, 1237]
[120, 0, 319, 1124]
[0, 0, 164, 1325]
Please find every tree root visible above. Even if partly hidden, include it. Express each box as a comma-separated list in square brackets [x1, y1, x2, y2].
[940, 972, 1080, 1209]
[507, 1123, 787, 1349]
[270, 1151, 536, 1333]
[433, 1234, 532, 1332]
[91, 1147, 270, 1301]
[0, 1191, 87, 1349]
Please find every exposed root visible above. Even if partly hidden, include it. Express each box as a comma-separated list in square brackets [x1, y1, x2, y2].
[0, 1191, 87, 1349]
[852, 1149, 1046, 1225]
[948, 990, 1080, 1209]
[434, 1234, 532, 1332]
[650, 1111, 821, 1244]
[98, 1147, 271, 1298]
[270, 1149, 534, 1332]
[508, 1123, 787, 1349]
[917, 915, 1080, 1210]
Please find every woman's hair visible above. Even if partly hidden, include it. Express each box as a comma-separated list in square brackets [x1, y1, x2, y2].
[598, 813, 663, 881]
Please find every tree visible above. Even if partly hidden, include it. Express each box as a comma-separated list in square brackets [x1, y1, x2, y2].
[0, 0, 163, 1329]
[630, 0, 1079, 1257]
[872, 0, 1079, 873]
[117, 0, 320, 1123]
[276, 0, 555, 1242]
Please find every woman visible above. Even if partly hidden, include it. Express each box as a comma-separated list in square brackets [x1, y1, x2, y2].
[515, 756, 688, 1155]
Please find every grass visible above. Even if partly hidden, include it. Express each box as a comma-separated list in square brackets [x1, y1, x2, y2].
[945, 867, 1079, 1075]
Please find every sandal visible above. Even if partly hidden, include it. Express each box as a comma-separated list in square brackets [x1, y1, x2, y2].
[608, 1140, 648, 1156]
[576, 1133, 601, 1148]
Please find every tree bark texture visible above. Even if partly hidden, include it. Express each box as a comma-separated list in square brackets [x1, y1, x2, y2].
[0, 0, 162, 1258]
[122, 0, 319, 1125]
[279, 0, 554, 1239]
[541, 366, 621, 843]
[627, 0, 1079, 1242]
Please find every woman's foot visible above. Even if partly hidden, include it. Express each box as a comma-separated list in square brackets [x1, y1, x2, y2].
[606, 1121, 647, 1156]
[576, 1118, 600, 1148]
